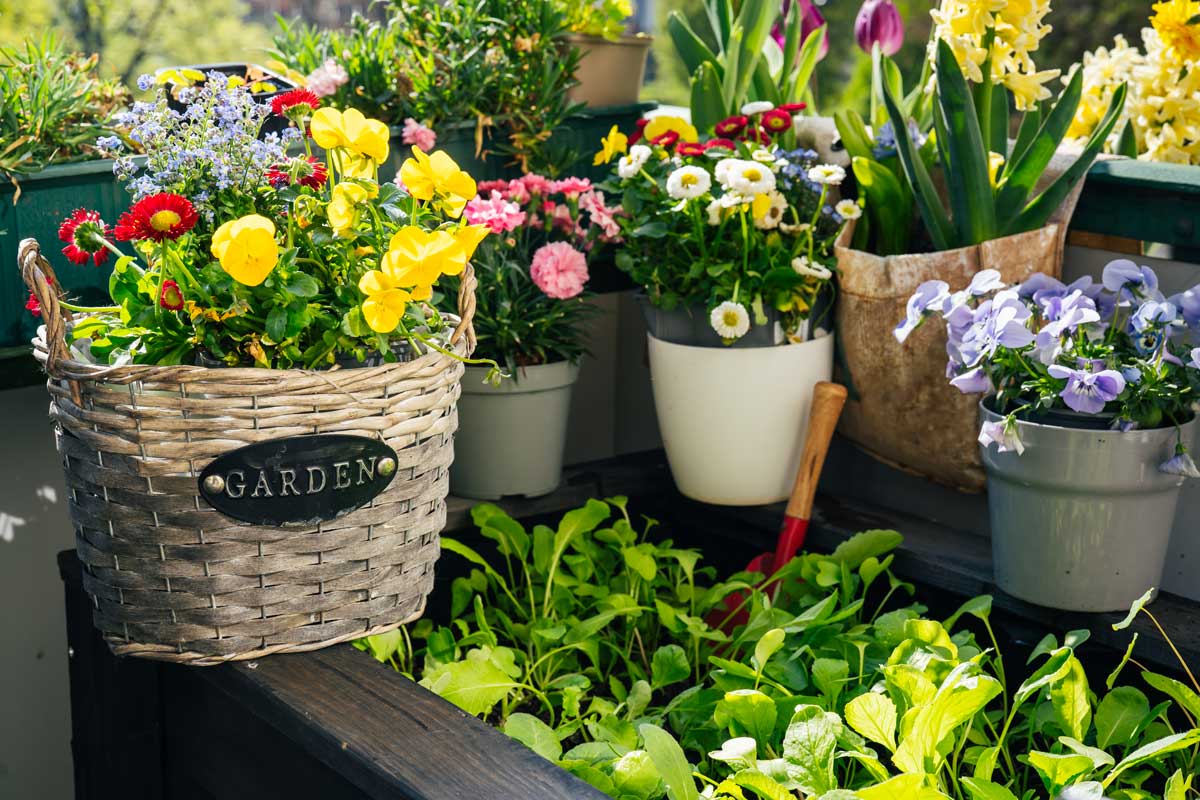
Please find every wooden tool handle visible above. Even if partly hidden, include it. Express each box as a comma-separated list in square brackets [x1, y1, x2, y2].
[784, 381, 848, 521]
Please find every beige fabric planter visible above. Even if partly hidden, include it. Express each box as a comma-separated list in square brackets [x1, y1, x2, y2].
[834, 224, 1066, 491]
[567, 34, 652, 108]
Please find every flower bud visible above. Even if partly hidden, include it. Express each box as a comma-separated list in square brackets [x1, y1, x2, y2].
[854, 0, 904, 57]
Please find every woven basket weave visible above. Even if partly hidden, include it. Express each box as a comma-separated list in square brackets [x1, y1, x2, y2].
[20, 237, 477, 665]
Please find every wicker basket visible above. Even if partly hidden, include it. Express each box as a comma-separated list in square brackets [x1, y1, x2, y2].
[20, 238, 477, 665]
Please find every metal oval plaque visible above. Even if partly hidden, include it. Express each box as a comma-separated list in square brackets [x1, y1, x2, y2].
[198, 434, 399, 526]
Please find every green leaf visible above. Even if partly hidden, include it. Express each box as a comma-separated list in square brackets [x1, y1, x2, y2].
[1106, 632, 1138, 689]
[788, 24, 825, 101]
[973, 746, 1000, 780]
[419, 648, 519, 716]
[639, 724, 700, 800]
[651, 645, 691, 689]
[782, 704, 842, 795]
[1116, 119, 1139, 158]
[265, 307, 288, 343]
[881, 71, 954, 251]
[943, 595, 993, 629]
[1025, 751, 1093, 791]
[754, 628, 786, 671]
[612, 749, 664, 798]
[835, 110, 874, 161]
[690, 62, 726, 136]
[1015, 648, 1073, 706]
[851, 157, 912, 256]
[830, 530, 903, 568]
[1049, 654, 1091, 740]
[961, 778, 1019, 800]
[440, 538, 513, 602]
[1141, 670, 1200, 720]
[734, 770, 797, 800]
[1165, 769, 1192, 800]
[1103, 730, 1200, 789]
[812, 658, 850, 706]
[893, 663, 1002, 775]
[668, 11, 720, 77]
[715, 689, 777, 746]
[622, 544, 658, 581]
[504, 713, 562, 761]
[844, 692, 898, 752]
[1095, 686, 1150, 749]
[473, 504, 530, 560]
[1057, 736, 1114, 770]
[933, 38, 996, 245]
[857, 774, 949, 800]
[728, 0, 774, 111]
[364, 628, 403, 663]
[285, 272, 320, 297]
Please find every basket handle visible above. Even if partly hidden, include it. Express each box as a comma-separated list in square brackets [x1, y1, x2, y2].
[19, 238, 72, 378]
[451, 262, 477, 353]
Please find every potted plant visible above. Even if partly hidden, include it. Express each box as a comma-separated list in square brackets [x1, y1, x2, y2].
[0, 35, 132, 351]
[898, 261, 1200, 611]
[830, 0, 1127, 491]
[596, 104, 856, 505]
[20, 75, 497, 663]
[561, 0, 652, 108]
[445, 173, 617, 499]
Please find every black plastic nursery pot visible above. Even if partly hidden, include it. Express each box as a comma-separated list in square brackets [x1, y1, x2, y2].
[0, 159, 128, 351]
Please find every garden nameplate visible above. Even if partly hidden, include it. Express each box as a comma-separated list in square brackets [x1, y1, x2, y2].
[198, 434, 398, 525]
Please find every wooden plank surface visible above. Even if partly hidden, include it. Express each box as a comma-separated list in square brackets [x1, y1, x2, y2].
[190, 647, 606, 800]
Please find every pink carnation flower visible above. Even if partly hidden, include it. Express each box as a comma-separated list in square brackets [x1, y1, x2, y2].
[520, 173, 554, 196]
[477, 179, 511, 197]
[579, 190, 621, 241]
[505, 180, 531, 204]
[306, 59, 349, 98]
[550, 177, 592, 197]
[530, 242, 588, 300]
[400, 118, 437, 151]
[464, 191, 527, 234]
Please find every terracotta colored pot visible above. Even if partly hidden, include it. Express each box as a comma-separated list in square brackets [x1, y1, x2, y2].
[567, 34, 652, 108]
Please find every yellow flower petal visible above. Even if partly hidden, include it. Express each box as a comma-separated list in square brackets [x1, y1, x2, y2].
[593, 124, 629, 165]
[643, 115, 699, 144]
[453, 224, 491, 265]
[310, 107, 348, 150]
[212, 214, 278, 286]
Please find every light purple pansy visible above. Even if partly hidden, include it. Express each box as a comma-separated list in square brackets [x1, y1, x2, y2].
[1047, 364, 1126, 414]
[1168, 287, 1200, 329]
[949, 366, 992, 394]
[1033, 303, 1101, 364]
[1191, 347, 1200, 369]
[895, 280, 950, 343]
[1121, 366, 1142, 384]
[1130, 300, 1178, 333]
[961, 296, 1035, 364]
[1017, 272, 1064, 299]
[978, 419, 1024, 455]
[1161, 447, 1200, 478]
[966, 269, 1005, 296]
[1102, 259, 1160, 302]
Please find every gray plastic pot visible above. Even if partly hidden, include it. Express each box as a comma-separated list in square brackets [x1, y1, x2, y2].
[450, 361, 581, 500]
[979, 400, 1196, 612]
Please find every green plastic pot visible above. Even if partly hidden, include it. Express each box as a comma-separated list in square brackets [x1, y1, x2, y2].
[1, 159, 129, 351]
[451, 360, 581, 500]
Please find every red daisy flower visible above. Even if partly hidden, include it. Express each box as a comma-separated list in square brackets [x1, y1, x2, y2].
[58, 209, 110, 266]
[159, 280, 184, 311]
[675, 141, 707, 157]
[777, 102, 807, 114]
[742, 128, 771, 146]
[628, 117, 650, 145]
[651, 130, 680, 148]
[704, 138, 737, 152]
[714, 115, 749, 137]
[25, 291, 41, 318]
[762, 108, 793, 134]
[271, 88, 321, 117]
[266, 155, 329, 190]
[114, 194, 199, 242]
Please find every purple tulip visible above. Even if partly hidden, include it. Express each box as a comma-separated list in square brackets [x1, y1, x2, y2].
[979, 419, 1024, 455]
[855, 0, 905, 56]
[774, 0, 829, 61]
[894, 279, 950, 342]
[1047, 364, 1126, 414]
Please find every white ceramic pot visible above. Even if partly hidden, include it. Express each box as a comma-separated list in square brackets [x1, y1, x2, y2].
[647, 332, 835, 505]
[451, 361, 581, 500]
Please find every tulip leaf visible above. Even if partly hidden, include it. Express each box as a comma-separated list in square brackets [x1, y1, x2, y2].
[835, 111, 875, 161]
[933, 37, 996, 245]
[691, 62, 726, 136]
[668, 11, 720, 78]
[789, 25, 825, 104]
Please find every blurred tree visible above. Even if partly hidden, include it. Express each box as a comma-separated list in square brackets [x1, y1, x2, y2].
[0, 0, 272, 83]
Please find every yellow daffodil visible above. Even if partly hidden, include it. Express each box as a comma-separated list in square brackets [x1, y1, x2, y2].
[399, 147, 477, 218]
[327, 182, 370, 237]
[593, 124, 628, 166]
[310, 107, 390, 165]
[381, 226, 467, 287]
[643, 115, 699, 144]
[211, 215, 279, 287]
[358, 269, 413, 333]
[988, 152, 1006, 186]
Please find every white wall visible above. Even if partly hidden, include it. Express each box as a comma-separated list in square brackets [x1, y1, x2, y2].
[0, 386, 76, 799]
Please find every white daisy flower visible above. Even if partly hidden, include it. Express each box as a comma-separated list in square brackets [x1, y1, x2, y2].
[726, 161, 776, 196]
[807, 164, 846, 186]
[710, 301, 751, 340]
[835, 199, 863, 220]
[792, 256, 833, 280]
[705, 199, 724, 225]
[617, 144, 652, 179]
[779, 221, 813, 235]
[753, 190, 788, 230]
[713, 158, 740, 186]
[740, 101, 775, 115]
[717, 191, 753, 209]
[666, 165, 712, 200]
[751, 148, 777, 164]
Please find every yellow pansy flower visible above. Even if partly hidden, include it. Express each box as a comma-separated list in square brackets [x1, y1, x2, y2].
[310, 107, 390, 165]
[327, 182, 370, 237]
[211, 215, 279, 287]
[453, 224, 491, 264]
[381, 226, 467, 287]
[593, 124, 628, 166]
[358, 269, 413, 333]
[398, 147, 477, 218]
[643, 115, 699, 144]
